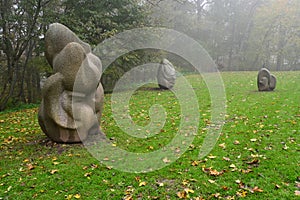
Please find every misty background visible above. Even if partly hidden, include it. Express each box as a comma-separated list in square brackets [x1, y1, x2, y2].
[0, 0, 299, 110]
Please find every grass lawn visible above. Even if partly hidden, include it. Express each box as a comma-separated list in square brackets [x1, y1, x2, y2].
[0, 71, 299, 199]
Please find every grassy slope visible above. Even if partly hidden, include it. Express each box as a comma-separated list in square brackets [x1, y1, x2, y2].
[0, 71, 299, 199]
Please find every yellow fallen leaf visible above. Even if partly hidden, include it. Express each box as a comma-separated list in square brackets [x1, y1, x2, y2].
[194, 197, 205, 200]
[229, 164, 236, 168]
[84, 172, 92, 177]
[191, 160, 199, 166]
[218, 143, 226, 149]
[124, 196, 133, 200]
[234, 140, 240, 145]
[182, 180, 189, 186]
[177, 191, 187, 199]
[236, 190, 247, 197]
[157, 182, 164, 187]
[74, 194, 81, 199]
[26, 163, 35, 170]
[162, 157, 170, 163]
[223, 157, 231, 161]
[184, 188, 194, 193]
[50, 169, 58, 174]
[148, 146, 154, 150]
[139, 181, 147, 187]
[252, 186, 263, 193]
[208, 179, 215, 184]
[208, 155, 217, 159]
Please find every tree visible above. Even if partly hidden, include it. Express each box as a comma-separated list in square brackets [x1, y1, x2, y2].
[0, 0, 52, 110]
[0, 0, 151, 110]
[249, 0, 300, 70]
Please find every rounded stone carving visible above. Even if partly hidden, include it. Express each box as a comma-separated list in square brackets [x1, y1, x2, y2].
[257, 68, 276, 91]
[157, 59, 176, 89]
[38, 23, 104, 143]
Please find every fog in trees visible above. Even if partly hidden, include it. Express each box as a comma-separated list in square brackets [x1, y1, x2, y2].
[0, 0, 299, 110]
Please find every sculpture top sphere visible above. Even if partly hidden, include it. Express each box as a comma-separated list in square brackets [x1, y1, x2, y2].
[45, 23, 91, 67]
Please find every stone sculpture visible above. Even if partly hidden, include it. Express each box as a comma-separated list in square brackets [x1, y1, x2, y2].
[257, 68, 276, 91]
[38, 23, 104, 143]
[157, 59, 176, 89]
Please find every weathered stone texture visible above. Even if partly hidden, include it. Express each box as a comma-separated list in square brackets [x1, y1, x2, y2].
[257, 68, 276, 91]
[38, 23, 104, 143]
[157, 59, 176, 89]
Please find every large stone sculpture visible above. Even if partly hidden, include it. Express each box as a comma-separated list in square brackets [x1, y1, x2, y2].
[257, 68, 276, 91]
[157, 59, 176, 89]
[38, 23, 104, 143]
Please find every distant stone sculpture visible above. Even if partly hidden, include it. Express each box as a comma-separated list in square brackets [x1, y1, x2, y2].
[257, 68, 276, 91]
[38, 23, 104, 143]
[157, 59, 176, 89]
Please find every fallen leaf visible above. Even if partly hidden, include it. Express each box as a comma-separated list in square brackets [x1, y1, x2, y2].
[229, 164, 236, 168]
[252, 186, 263, 193]
[241, 169, 253, 174]
[177, 191, 187, 199]
[177, 188, 194, 199]
[147, 146, 154, 150]
[282, 144, 289, 150]
[162, 157, 171, 163]
[26, 163, 35, 170]
[91, 164, 98, 169]
[236, 190, 247, 197]
[218, 143, 226, 149]
[124, 195, 133, 200]
[222, 186, 229, 191]
[202, 167, 225, 176]
[234, 140, 240, 145]
[135, 176, 140, 182]
[139, 181, 147, 187]
[50, 169, 58, 174]
[224, 196, 235, 200]
[184, 188, 194, 194]
[212, 193, 221, 198]
[182, 180, 189, 186]
[157, 182, 164, 187]
[246, 159, 260, 165]
[74, 194, 81, 199]
[223, 157, 231, 161]
[84, 172, 92, 177]
[208, 179, 216, 184]
[191, 160, 199, 166]
[208, 155, 217, 159]
[194, 197, 205, 200]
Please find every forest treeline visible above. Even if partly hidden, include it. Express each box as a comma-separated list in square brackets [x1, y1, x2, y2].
[0, 0, 299, 110]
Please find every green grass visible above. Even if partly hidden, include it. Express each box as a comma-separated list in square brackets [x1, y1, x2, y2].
[1, 71, 299, 199]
